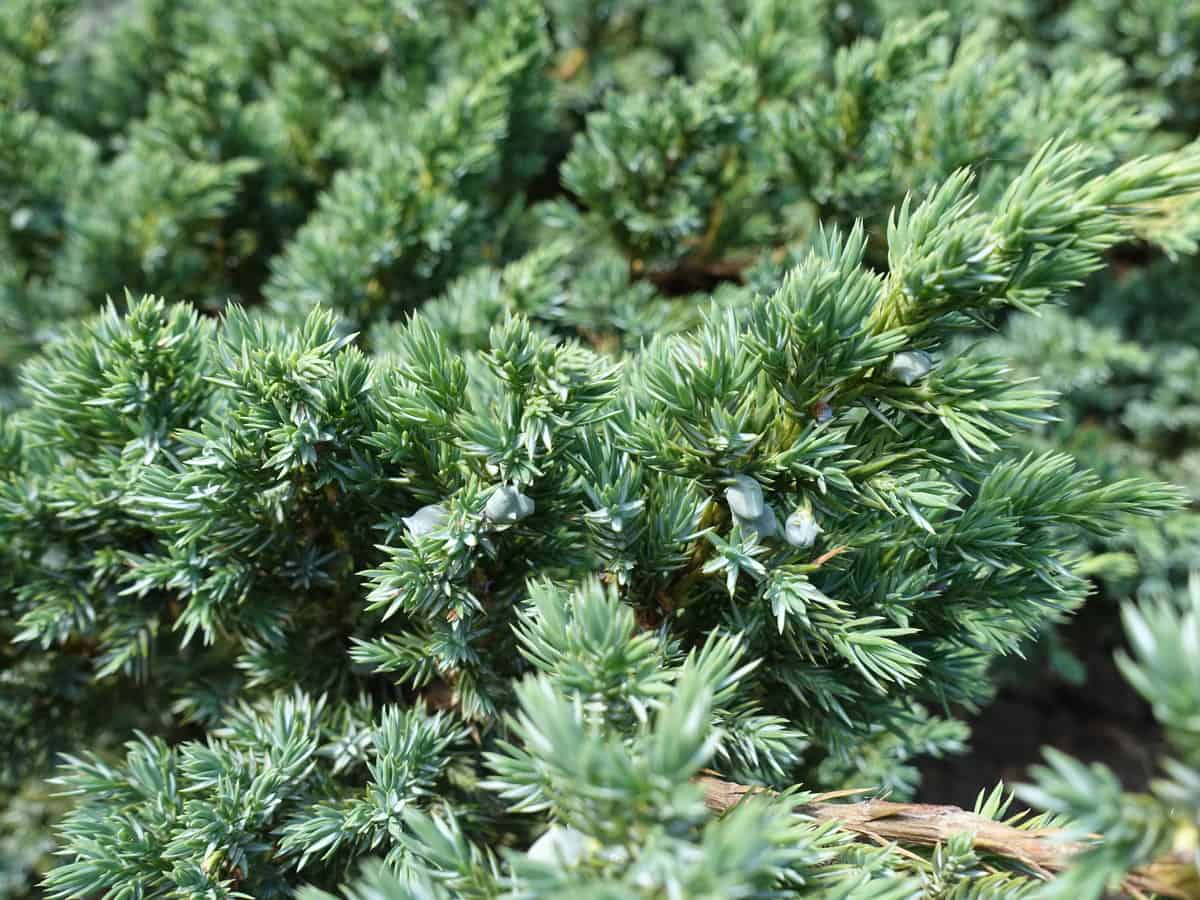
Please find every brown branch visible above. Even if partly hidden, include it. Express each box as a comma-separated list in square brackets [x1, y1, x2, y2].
[697, 776, 1200, 899]
[641, 258, 749, 295]
[554, 47, 587, 82]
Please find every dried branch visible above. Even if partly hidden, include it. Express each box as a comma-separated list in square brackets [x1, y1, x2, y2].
[638, 257, 749, 294]
[697, 776, 1200, 899]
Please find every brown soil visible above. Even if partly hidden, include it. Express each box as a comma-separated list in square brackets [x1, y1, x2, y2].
[917, 606, 1164, 809]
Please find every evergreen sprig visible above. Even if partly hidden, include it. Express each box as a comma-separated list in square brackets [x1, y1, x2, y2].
[3, 2, 1200, 898]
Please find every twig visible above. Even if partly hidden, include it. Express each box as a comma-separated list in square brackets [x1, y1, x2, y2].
[641, 257, 750, 294]
[696, 775, 1200, 899]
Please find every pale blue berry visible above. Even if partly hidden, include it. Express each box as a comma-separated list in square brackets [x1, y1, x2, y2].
[888, 350, 933, 386]
[725, 474, 765, 520]
[402, 504, 448, 537]
[528, 825, 588, 865]
[745, 504, 779, 539]
[485, 485, 535, 523]
[785, 505, 822, 548]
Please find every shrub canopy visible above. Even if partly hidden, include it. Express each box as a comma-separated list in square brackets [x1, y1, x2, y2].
[3, 1, 1200, 898]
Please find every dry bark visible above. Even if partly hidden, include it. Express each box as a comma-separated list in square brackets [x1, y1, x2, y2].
[697, 775, 1200, 899]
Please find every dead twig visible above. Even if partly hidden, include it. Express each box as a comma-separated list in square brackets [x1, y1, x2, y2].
[640, 257, 750, 294]
[696, 775, 1200, 899]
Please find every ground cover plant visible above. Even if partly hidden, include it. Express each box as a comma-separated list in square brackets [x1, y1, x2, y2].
[4, 1, 1200, 897]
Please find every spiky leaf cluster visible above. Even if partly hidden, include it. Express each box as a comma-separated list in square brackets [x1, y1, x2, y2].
[4, 2, 1200, 898]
